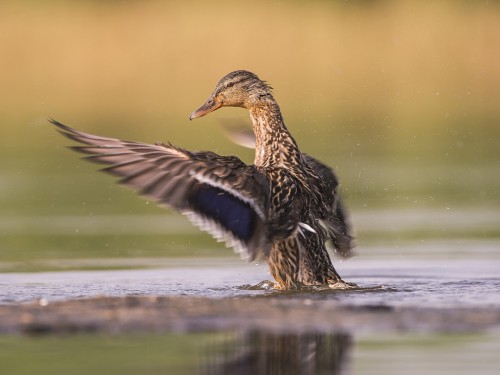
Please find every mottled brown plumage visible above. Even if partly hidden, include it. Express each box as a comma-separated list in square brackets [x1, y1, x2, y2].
[52, 70, 355, 290]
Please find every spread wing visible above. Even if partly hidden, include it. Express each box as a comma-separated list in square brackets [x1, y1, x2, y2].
[302, 154, 356, 258]
[51, 119, 270, 261]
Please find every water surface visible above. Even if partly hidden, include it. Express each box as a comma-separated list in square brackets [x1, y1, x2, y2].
[1, 220, 499, 375]
[1, 242, 499, 307]
[1, 328, 499, 375]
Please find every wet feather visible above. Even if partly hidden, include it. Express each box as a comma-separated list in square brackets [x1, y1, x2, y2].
[51, 70, 356, 289]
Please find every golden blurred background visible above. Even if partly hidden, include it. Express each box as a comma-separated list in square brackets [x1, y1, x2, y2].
[1, 0, 499, 267]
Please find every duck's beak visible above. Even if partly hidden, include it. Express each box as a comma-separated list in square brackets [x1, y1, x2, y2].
[189, 95, 222, 120]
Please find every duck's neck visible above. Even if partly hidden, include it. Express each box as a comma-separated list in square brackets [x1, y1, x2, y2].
[249, 101, 302, 168]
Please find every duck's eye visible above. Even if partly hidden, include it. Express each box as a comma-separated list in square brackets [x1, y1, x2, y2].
[226, 82, 235, 88]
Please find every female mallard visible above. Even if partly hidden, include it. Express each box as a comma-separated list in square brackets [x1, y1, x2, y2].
[52, 70, 355, 290]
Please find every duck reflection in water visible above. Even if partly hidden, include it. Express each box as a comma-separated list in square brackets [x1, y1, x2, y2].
[202, 330, 352, 375]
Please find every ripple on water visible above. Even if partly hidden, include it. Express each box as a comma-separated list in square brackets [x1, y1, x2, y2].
[0, 256, 499, 307]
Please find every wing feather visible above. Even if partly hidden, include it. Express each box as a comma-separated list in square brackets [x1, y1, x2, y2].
[51, 119, 270, 260]
[303, 154, 355, 258]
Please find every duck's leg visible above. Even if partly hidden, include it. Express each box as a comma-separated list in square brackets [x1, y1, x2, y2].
[298, 231, 358, 289]
[298, 231, 337, 285]
[267, 239, 302, 290]
[326, 266, 358, 289]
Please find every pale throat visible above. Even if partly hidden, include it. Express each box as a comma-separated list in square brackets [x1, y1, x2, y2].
[249, 102, 301, 168]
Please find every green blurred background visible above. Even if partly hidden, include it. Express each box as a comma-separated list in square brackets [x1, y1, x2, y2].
[1, 0, 499, 271]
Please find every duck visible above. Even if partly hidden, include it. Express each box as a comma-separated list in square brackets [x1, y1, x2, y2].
[51, 70, 355, 290]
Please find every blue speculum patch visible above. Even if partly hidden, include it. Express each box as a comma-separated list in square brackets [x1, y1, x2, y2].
[189, 184, 256, 242]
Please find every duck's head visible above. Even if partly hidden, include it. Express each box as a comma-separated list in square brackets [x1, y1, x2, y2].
[190, 70, 273, 120]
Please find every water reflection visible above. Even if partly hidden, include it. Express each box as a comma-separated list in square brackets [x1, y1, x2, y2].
[203, 330, 352, 375]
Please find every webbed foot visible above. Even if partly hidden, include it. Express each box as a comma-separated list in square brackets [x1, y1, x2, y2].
[328, 280, 358, 289]
[244, 280, 276, 290]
